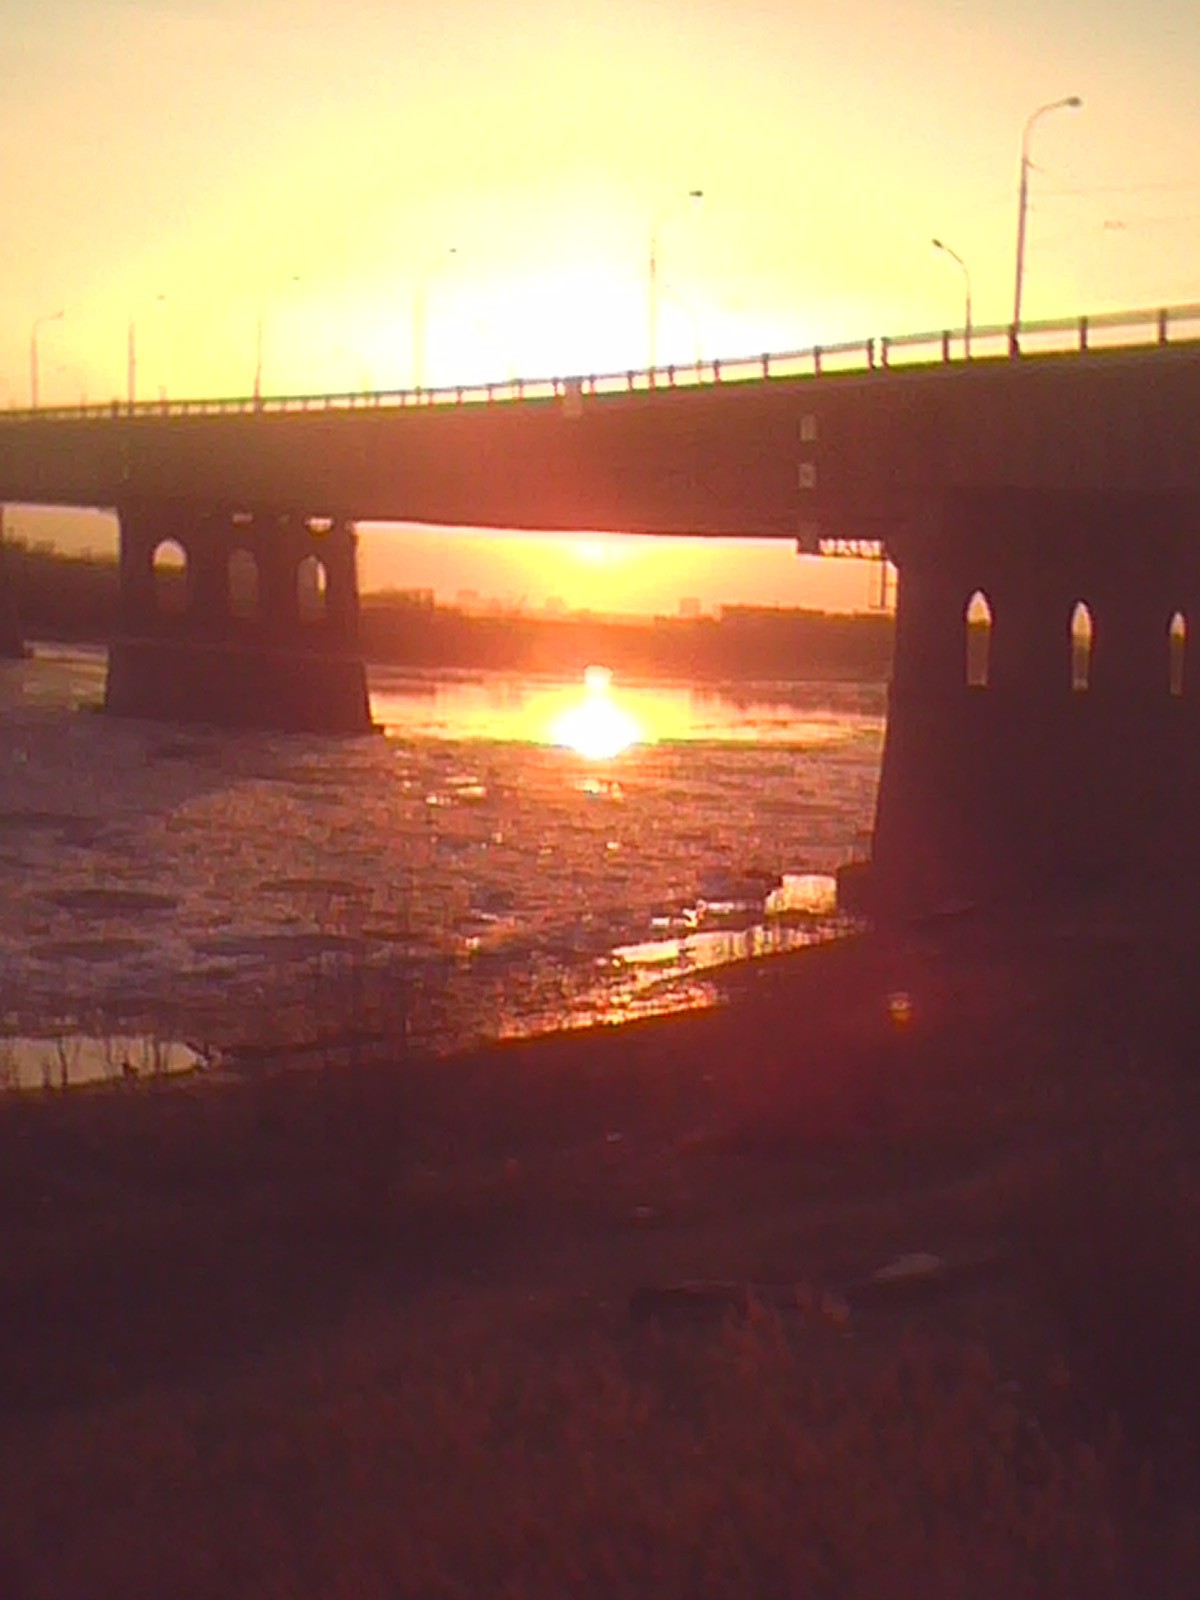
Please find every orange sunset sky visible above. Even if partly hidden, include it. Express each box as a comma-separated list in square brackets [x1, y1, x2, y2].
[4, 0, 1200, 612]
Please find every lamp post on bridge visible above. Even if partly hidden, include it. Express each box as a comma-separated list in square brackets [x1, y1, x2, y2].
[254, 274, 302, 405]
[411, 245, 458, 393]
[648, 187, 703, 380]
[127, 294, 167, 408]
[1012, 94, 1082, 346]
[29, 309, 64, 409]
[932, 237, 972, 358]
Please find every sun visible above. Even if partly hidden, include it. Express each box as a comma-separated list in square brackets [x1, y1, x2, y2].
[573, 539, 609, 566]
[549, 666, 642, 759]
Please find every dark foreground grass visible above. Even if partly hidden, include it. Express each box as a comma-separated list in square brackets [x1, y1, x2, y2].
[1, 1310, 1175, 1600]
[1, 912, 1199, 1597]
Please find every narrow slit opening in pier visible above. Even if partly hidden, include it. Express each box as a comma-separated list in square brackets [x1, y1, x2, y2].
[229, 549, 260, 619]
[965, 589, 992, 687]
[151, 539, 188, 615]
[1169, 610, 1187, 696]
[297, 554, 328, 622]
[1070, 601, 1094, 691]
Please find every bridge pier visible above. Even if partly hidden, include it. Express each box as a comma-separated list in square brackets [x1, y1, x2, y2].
[865, 489, 1200, 916]
[105, 500, 372, 732]
[0, 512, 26, 659]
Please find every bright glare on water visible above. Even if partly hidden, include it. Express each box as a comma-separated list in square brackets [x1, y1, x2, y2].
[371, 663, 867, 750]
[548, 666, 644, 759]
[0, 647, 886, 1080]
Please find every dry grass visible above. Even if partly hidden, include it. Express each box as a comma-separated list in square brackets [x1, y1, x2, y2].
[1016, 1134, 1200, 1463]
[1, 916, 1199, 1596]
[1, 1308, 1180, 1600]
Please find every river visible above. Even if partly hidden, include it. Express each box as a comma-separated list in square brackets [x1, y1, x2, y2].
[0, 644, 885, 1086]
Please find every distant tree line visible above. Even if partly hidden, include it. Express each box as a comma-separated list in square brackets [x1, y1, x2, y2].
[2, 544, 895, 681]
[362, 597, 894, 682]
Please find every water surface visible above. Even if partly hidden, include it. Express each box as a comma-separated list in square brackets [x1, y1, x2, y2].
[0, 647, 885, 1073]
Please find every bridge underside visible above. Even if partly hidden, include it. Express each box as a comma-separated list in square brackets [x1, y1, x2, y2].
[863, 487, 1200, 916]
[104, 501, 371, 734]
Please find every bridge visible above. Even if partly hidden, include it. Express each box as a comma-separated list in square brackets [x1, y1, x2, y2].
[4, 300, 1200, 915]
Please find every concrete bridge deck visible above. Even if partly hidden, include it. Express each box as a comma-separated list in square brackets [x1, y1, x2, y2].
[1, 302, 1199, 540]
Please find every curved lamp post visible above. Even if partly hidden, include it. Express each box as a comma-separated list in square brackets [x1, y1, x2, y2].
[254, 274, 302, 404]
[1013, 95, 1082, 342]
[932, 237, 972, 358]
[29, 309, 64, 408]
[648, 188, 703, 378]
[127, 293, 167, 407]
[412, 246, 458, 393]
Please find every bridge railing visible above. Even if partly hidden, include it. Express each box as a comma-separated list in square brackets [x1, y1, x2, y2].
[7, 301, 1200, 425]
[878, 302, 1200, 366]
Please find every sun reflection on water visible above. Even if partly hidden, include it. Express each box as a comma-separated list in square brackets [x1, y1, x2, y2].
[548, 666, 644, 760]
[370, 664, 884, 749]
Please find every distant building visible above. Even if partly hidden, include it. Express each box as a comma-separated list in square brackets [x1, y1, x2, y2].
[370, 585, 435, 613]
[393, 587, 435, 613]
[678, 596, 701, 619]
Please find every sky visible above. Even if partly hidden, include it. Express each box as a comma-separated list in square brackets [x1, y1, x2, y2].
[4, 0, 1200, 611]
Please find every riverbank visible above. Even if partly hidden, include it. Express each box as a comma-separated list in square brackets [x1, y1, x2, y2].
[2, 542, 894, 683]
[1, 907, 1198, 1596]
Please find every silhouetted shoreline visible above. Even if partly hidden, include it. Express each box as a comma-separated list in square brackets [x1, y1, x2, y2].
[361, 595, 893, 681]
[1, 543, 894, 682]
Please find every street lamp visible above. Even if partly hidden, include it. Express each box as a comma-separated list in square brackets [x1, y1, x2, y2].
[932, 237, 972, 358]
[411, 246, 458, 392]
[648, 188, 703, 377]
[29, 309, 64, 408]
[127, 294, 167, 408]
[1013, 94, 1082, 341]
[254, 274, 302, 404]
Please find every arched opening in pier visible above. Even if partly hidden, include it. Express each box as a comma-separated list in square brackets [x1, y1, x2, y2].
[1169, 610, 1187, 696]
[1070, 601, 1094, 691]
[228, 549, 259, 619]
[964, 589, 992, 687]
[297, 554, 328, 622]
[151, 539, 188, 615]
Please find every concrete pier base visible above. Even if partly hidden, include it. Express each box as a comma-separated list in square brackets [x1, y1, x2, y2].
[105, 500, 371, 734]
[105, 637, 371, 733]
[0, 524, 26, 659]
[862, 489, 1200, 919]
[0, 603, 25, 660]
